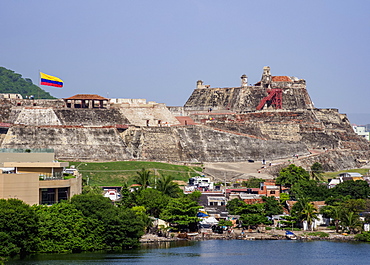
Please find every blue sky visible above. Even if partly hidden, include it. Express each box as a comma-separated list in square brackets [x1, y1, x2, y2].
[1, 0, 369, 123]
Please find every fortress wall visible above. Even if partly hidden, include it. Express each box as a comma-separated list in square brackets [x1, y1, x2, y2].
[235, 87, 266, 112]
[184, 85, 314, 112]
[313, 108, 343, 125]
[1, 126, 131, 161]
[0, 99, 65, 108]
[54, 109, 130, 126]
[110, 98, 147, 105]
[311, 108, 369, 150]
[281, 86, 314, 110]
[0, 101, 19, 123]
[129, 127, 184, 161]
[14, 109, 62, 125]
[2, 109, 21, 124]
[198, 111, 324, 141]
[167, 106, 186, 117]
[118, 105, 181, 126]
[119, 127, 144, 159]
[174, 126, 308, 162]
[121, 125, 308, 163]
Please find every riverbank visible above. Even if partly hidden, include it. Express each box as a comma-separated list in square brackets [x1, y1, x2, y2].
[140, 228, 356, 243]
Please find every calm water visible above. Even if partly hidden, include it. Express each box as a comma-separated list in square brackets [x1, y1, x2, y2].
[7, 240, 370, 265]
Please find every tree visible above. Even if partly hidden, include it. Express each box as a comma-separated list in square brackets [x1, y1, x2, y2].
[276, 164, 310, 188]
[342, 199, 366, 214]
[71, 194, 145, 249]
[310, 162, 324, 182]
[279, 215, 297, 229]
[135, 188, 170, 218]
[0, 199, 39, 257]
[280, 193, 290, 204]
[0, 67, 55, 99]
[341, 211, 362, 234]
[240, 214, 270, 229]
[155, 174, 182, 198]
[133, 168, 153, 190]
[330, 180, 370, 199]
[82, 185, 103, 195]
[227, 198, 248, 215]
[218, 220, 233, 228]
[300, 202, 319, 231]
[118, 183, 137, 208]
[320, 205, 343, 233]
[242, 178, 264, 188]
[103, 208, 145, 249]
[35, 202, 104, 253]
[291, 199, 318, 231]
[262, 196, 283, 217]
[71, 194, 114, 220]
[290, 179, 328, 201]
[160, 194, 200, 231]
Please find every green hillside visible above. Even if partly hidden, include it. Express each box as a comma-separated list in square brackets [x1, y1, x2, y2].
[67, 161, 203, 186]
[0, 67, 55, 99]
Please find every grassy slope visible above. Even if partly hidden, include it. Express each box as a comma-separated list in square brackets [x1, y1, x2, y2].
[67, 161, 203, 186]
[323, 168, 370, 181]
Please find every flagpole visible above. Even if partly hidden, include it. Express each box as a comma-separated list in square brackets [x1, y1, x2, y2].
[38, 69, 40, 100]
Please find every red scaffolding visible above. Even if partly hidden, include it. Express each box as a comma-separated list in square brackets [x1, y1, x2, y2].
[256, 89, 283, 110]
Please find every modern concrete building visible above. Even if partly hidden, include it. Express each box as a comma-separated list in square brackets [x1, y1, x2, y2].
[353, 125, 370, 141]
[0, 151, 82, 205]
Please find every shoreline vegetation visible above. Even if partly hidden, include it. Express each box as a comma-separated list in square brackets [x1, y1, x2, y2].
[2, 162, 370, 262]
[140, 228, 357, 243]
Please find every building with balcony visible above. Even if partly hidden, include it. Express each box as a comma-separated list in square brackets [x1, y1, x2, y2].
[0, 150, 82, 205]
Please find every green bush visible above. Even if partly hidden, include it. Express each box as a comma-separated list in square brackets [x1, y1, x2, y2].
[355, 231, 370, 242]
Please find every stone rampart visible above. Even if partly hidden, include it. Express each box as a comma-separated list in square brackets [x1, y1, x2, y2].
[122, 125, 308, 163]
[184, 84, 313, 113]
[54, 109, 129, 126]
[1, 126, 131, 161]
[118, 105, 180, 127]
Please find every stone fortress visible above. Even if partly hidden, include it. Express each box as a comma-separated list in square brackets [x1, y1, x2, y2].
[0, 66, 368, 172]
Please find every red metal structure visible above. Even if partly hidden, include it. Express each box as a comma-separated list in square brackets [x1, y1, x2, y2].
[256, 88, 283, 110]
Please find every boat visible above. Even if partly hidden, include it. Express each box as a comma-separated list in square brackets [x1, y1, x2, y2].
[285, 230, 297, 240]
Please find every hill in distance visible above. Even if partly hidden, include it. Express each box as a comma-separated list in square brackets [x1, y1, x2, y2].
[0, 67, 55, 99]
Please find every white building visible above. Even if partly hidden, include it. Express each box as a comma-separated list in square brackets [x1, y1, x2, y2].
[353, 125, 370, 141]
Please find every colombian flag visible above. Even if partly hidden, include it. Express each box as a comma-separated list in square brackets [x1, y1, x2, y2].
[40, 72, 63, 88]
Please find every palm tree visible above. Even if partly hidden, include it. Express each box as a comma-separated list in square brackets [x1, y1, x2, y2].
[133, 168, 152, 190]
[323, 205, 342, 233]
[155, 174, 181, 198]
[342, 211, 362, 234]
[296, 200, 318, 231]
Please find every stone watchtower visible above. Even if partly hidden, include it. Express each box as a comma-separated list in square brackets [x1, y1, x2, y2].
[260, 66, 272, 89]
[241, 74, 248, 88]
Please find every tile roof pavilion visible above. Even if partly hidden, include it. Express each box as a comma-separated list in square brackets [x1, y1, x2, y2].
[64, 94, 109, 108]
